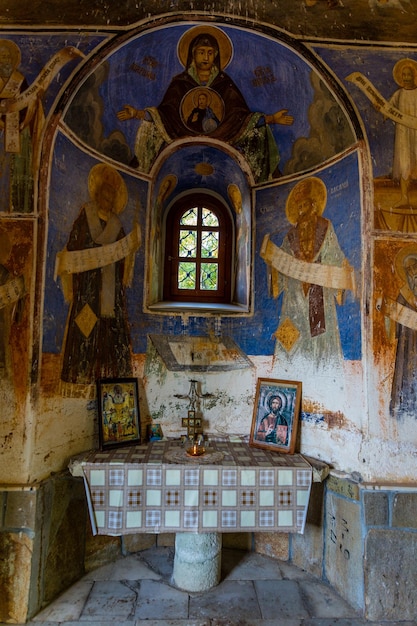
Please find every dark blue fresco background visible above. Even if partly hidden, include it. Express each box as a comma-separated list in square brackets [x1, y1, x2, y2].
[41, 24, 367, 360]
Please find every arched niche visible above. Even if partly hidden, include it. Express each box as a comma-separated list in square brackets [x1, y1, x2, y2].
[145, 140, 253, 313]
[40, 17, 366, 363]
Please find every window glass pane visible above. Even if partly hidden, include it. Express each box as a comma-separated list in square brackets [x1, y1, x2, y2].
[180, 207, 198, 225]
[179, 230, 196, 257]
[201, 231, 218, 258]
[202, 208, 219, 227]
[178, 262, 196, 289]
[200, 263, 218, 290]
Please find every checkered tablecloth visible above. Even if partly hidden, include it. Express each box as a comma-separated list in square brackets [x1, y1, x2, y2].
[77, 440, 312, 536]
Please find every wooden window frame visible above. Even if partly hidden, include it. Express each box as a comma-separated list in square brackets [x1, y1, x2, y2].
[164, 194, 232, 303]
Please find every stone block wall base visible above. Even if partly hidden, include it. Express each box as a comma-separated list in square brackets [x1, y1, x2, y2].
[0, 532, 32, 624]
[85, 531, 121, 572]
[0, 473, 87, 623]
[172, 532, 222, 591]
[123, 533, 156, 554]
[223, 532, 252, 551]
[254, 531, 289, 560]
[365, 529, 417, 621]
[315, 473, 417, 621]
[156, 532, 175, 547]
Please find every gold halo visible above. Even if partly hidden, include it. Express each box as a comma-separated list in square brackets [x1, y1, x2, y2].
[0, 39, 21, 69]
[392, 58, 417, 87]
[88, 163, 128, 215]
[395, 243, 417, 284]
[181, 87, 224, 131]
[192, 89, 212, 108]
[177, 25, 233, 70]
[285, 177, 327, 225]
[157, 174, 177, 202]
[227, 183, 242, 213]
[265, 391, 287, 412]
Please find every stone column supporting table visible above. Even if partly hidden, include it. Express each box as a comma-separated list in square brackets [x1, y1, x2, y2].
[172, 531, 222, 591]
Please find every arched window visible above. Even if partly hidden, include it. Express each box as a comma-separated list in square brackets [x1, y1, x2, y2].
[164, 194, 232, 303]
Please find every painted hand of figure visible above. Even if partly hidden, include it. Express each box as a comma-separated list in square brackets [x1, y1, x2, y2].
[267, 109, 294, 125]
[117, 105, 145, 121]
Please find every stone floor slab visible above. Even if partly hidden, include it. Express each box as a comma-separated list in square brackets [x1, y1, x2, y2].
[81, 580, 137, 619]
[110, 554, 162, 581]
[31, 581, 93, 622]
[134, 579, 189, 620]
[210, 618, 304, 626]
[83, 561, 118, 581]
[302, 617, 368, 626]
[65, 622, 136, 626]
[278, 561, 316, 582]
[300, 581, 360, 619]
[189, 580, 261, 621]
[83, 555, 161, 582]
[11, 548, 397, 626]
[221, 549, 284, 581]
[137, 546, 175, 581]
[135, 621, 209, 626]
[254, 579, 310, 619]
[26, 623, 61, 626]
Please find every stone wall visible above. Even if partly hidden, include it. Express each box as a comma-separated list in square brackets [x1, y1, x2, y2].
[292, 472, 417, 622]
[0, 473, 87, 623]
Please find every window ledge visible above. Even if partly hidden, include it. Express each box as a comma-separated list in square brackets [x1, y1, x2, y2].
[147, 301, 250, 315]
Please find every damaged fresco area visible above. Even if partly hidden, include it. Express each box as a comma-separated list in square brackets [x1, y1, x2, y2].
[374, 239, 417, 420]
[0, 219, 33, 477]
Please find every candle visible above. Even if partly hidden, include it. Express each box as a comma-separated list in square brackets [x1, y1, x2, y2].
[193, 443, 198, 455]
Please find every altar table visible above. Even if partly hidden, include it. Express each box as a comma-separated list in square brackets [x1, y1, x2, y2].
[71, 440, 312, 537]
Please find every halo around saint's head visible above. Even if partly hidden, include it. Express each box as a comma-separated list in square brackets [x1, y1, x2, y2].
[157, 174, 177, 202]
[393, 58, 417, 87]
[265, 391, 287, 413]
[88, 163, 128, 215]
[0, 39, 21, 69]
[395, 243, 417, 284]
[178, 25, 233, 70]
[285, 177, 327, 225]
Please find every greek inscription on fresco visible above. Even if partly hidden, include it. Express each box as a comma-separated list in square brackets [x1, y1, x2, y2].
[330, 180, 349, 195]
[130, 55, 159, 81]
[252, 66, 276, 87]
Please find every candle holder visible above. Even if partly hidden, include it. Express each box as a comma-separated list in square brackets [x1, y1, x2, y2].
[185, 433, 205, 457]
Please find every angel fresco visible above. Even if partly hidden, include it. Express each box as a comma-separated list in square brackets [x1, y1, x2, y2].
[387, 59, 417, 209]
[347, 58, 417, 232]
[261, 177, 355, 366]
[117, 25, 294, 184]
[55, 164, 140, 395]
[0, 39, 35, 213]
[0, 39, 84, 213]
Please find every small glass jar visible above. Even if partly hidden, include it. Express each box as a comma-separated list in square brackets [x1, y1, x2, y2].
[186, 433, 205, 456]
